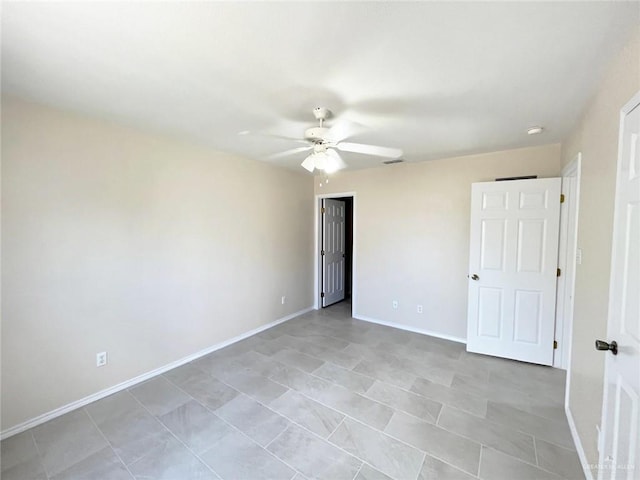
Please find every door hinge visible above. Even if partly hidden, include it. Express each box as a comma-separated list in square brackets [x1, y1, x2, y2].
[557, 268, 561, 277]
[560, 194, 565, 203]
[554, 340, 558, 349]
[321, 250, 325, 256]
[321, 207, 326, 214]
[321, 292, 325, 298]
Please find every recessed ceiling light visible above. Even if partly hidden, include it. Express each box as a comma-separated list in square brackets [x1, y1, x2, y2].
[527, 126, 544, 135]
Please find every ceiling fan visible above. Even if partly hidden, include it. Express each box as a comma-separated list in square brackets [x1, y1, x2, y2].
[263, 107, 403, 173]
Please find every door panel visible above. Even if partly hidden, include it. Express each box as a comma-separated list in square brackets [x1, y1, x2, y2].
[322, 199, 346, 307]
[467, 178, 561, 365]
[480, 219, 506, 270]
[599, 98, 640, 480]
[517, 219, 546, 272]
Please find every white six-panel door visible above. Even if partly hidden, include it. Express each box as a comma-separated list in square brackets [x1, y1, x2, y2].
[599, 95, 640, 480]
[467, 178, 561, 365]
[322, 199, 346, 307]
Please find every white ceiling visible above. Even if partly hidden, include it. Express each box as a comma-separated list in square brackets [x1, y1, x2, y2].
[2, 2, 639, 172]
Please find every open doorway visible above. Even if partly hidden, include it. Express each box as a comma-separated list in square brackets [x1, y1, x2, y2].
[315, 193, 355, 315]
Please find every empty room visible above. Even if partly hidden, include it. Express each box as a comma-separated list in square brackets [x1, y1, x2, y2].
[1, 2, 639, 480]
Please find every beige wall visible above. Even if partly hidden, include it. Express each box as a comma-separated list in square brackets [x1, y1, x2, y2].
[1, 97, 314, 431]
[561, 28, 640, 468]
[315, 144, 561, 340]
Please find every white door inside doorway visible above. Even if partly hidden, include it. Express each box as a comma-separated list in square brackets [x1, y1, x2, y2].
[466, 178, 562, 365]
[322, 198, 346, 307]
[598, 94, 640, 479]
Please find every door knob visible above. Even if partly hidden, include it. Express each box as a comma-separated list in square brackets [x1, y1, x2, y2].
[470, 274, 480, 281]
[595, 340, 618, 355]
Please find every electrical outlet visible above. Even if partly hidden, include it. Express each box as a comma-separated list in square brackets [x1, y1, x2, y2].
[281, 296, 286, 305]
[96, 352, 107, 367]
[392, 300, 398, 309]
[417, 305, 423, 314]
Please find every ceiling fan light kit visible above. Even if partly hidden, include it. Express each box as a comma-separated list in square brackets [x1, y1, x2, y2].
[259, 107, 403, 173]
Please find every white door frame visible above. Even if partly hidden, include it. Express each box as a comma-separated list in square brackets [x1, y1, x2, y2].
[554, 154, 582, 371]
[314, 192, 357, 313]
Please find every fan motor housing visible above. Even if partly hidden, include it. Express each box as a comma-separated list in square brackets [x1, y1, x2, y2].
[304, 126, 329, 143]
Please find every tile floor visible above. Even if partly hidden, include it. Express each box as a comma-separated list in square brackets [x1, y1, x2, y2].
[1, 302, 584, 479]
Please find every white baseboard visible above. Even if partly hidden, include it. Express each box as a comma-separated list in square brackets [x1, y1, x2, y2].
[565, 404, 594, 480]
[353, 313, 466, 344]
[1, 306, 313, 440]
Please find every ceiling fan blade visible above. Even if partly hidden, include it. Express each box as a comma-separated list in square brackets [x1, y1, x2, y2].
[266, 146, 312, 160]
[326, 149, 347, 173]
[325, 119, 367, 143]
[239, 131, 308, 144]
[336, 142, 402, 158]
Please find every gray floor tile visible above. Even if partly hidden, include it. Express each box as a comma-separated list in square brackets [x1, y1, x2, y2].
[253, 338, 292, 356]
[353, 359, 417, 390]
[171, 372, 240, 411]
[418, 454, 477, 480]
[366, 381, 442, 424]
[273, 349, 325, 372]
[274, 334, 334, 358]
[384, 411, 481, 477]
[309, 346, 362, 369]
[162, 362, 208, 386]
[479, 446, 562, 480]
[50, 446, 133, 480]
[354, 463, 393, 480]
[159, 400, 233, 454]
[410, 377, 487, 418]
[88, 395, 166, 466]
[129, 376, 191, 417]
[111, 430, 176, 468]
[409, 336, 466, 359]
[528, 403, 569, 423]
[268, 424, 362, 480]
[486, 401, 575, 450]
[490, 361, 566, 396]
[269, 390, 344, 438]
[86, 391, 143, 425]
[314, 362, 375, 393]
[438, 405, 537, 465]
[329, 417, 424, 480]
[230, 351, 291, 378]
[32, 408, 108, 477]
[201, 430, 294, 480]
[1, 456, 48, 480]
[127, 434, 216, 479]
[269, 364, 334, 398]
[452, 372, 543, 415]
[342, 343, 401, 367]
[314, 384, 394, 431]
[291, 333, 350, 352]
[535, 438, 584, 479]
[216, 370, 288, 404]
[1, 430, 40, 472]
[215, 394, 290, 446]
[391, 356, 456, 387]
[450, 354, 492, 380]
